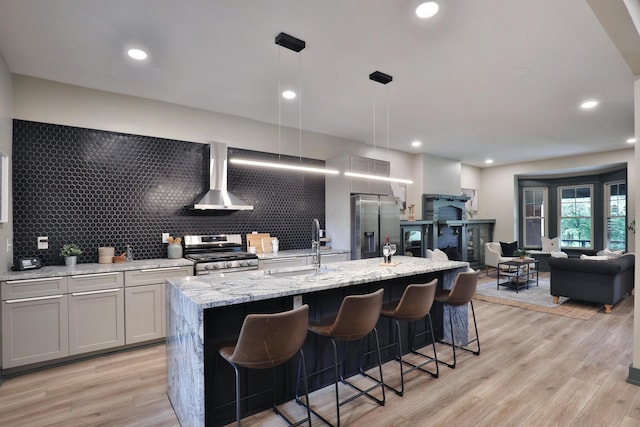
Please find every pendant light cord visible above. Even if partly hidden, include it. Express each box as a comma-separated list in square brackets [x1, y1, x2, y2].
[372, 89, 376, 156]
[278, 46, 282, 161]
[298, 51, 302, 163]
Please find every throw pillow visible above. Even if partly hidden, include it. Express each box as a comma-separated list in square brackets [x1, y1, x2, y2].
[541, 236, 559, 252]
[500, 241, 518, 257]
[596, 248, 624, 258]
[550, 250, 568, 258]
[580, 254, 609, 260]
[444, 246, 462, 261]
[433, 248, 448, 261]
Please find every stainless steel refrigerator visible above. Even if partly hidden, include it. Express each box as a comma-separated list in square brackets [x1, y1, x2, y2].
[351, 194, 400, 260]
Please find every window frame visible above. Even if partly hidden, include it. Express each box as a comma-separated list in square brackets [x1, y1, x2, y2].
[557, 184, 594, 250]
[522, 187, 547, 249]
[604, 180, 626, 251]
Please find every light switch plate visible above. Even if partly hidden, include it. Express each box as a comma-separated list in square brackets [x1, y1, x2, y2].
[37, 236, 49, 250]
[162, 233, 170, 243]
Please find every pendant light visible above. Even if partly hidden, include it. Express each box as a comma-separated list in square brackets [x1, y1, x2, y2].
[229, 32, 338, 176]
[344, 71, 413, 184]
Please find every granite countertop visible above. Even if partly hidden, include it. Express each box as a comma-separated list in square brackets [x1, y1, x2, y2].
[0, 258, 194, 281]
[167, 256, 468, 310]
[257, 248, 350, 260]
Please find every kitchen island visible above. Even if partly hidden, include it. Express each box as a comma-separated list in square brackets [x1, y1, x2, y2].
[166, 256, 468, 426]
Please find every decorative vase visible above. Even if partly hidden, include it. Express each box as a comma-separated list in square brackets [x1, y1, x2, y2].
[65, 256, 77, 266]
[167, 244, 183, 259]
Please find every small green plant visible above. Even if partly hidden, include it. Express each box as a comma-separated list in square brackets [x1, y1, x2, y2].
[513, 248, 529, 258]
[60, 244, 82, 257]
[629, 219, 636, 234]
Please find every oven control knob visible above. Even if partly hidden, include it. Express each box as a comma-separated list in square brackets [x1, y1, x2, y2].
[240, 260, 248, 267]
[226, 261, 234, 268]
[205, 264, 213, 270]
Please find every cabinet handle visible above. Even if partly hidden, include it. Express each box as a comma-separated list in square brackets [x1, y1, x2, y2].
[5, 294, 64, 303]
[71, 272, 120, 279]
[71, 288, 121, 297]
[140, 267, 182, 273]
[6, 277, 64, 284]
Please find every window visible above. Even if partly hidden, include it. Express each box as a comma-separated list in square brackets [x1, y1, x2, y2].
[605, 181, 626, 250]
[559, 185, 593, 248]
[523, 188, 546, 247]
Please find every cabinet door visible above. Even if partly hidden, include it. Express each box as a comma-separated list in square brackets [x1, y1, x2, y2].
[68, 288, 124, 355]
[125, 284, 163, 344]
[2, 295, 69, 368]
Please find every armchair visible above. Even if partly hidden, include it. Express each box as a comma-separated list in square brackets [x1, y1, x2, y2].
[484, 242, 517, 276]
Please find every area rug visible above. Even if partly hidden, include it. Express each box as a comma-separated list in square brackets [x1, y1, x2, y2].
[474, 273, 602, 320]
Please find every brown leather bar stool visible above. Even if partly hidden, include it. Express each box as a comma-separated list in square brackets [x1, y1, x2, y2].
[218, 304, 311, 427]
[435, 271, 481, 368]
[297, 288, 385, 427]
[378, 279, 439, 396]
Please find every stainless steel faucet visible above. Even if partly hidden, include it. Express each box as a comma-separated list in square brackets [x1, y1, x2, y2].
[311, 218, 321, 269]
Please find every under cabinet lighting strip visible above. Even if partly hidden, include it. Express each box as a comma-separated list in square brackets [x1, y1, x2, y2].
[230, 158, 339, 175]
[344, 171, 413, 184]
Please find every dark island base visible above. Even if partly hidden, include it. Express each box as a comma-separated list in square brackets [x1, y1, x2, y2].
[203, 273, 446, 426]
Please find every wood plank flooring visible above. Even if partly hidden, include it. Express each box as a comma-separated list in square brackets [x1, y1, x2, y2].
[0, 290, 637, 426]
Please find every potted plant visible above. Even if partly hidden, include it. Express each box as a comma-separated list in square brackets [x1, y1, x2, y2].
[60, 244, 82, 266]
[513, 248, 529, 260]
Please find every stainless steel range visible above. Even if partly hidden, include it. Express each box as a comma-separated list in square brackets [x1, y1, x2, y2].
[183, 234, 259, 275]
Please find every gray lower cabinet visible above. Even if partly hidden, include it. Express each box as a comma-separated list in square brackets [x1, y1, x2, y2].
[68, 272, 125, 355]
[1, 276, 70, 369]
[123, 266, 192, 344]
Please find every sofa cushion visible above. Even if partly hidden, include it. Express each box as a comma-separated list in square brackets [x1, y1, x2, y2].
[541, 236, 559, 252]
[500, 241, 518, 257]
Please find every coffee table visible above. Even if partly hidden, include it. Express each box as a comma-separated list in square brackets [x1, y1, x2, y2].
[497, 259, 539, 293]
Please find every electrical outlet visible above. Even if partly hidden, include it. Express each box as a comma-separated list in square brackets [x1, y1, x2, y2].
[38, 236, 49, 250]
[162, 233, 170, 243]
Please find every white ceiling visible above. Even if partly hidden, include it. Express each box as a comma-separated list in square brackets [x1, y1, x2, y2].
[0, 0, 636, 167]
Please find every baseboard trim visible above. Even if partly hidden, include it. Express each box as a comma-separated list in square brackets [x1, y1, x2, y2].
[627, 364, 640, 386]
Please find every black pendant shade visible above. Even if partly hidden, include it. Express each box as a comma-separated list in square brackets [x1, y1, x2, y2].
[275, 32, 306, 52]
[369, 71, 393, 84]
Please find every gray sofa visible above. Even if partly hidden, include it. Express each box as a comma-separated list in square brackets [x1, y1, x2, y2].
[549, 254, 634, 313]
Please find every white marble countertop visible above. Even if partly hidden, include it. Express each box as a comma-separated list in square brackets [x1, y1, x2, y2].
[0, 258, 194, 281]
[167, 256, 468, 310]
[256, 248, 350, 260]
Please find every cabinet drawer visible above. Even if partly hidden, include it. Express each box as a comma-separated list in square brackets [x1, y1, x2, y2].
[2, 276, 68, 301]
[68, 272, 123, 292]
[124, 266, 192, 287]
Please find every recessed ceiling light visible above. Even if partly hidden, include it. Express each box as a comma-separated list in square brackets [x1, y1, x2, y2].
[580, 100, 598, 110]
[411, 140, 422, 147]
[485, 159, 494, 164]
[282, 90, 296, 100]
[127, 48, 148, 61]
[628, 138, 636, 144]
[416, 2, 439, 19]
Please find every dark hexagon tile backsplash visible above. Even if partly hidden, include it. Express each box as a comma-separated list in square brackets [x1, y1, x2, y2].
[13, 120, 325, 266]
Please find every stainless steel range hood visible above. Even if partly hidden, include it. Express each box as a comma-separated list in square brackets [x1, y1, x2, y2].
[188, 141, 254, 211]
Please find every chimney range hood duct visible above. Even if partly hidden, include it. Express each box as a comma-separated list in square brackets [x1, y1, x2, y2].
[188, 141, 254, 211]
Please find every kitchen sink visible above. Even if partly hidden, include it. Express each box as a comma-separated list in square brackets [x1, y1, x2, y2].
[266, 265, 337, 279]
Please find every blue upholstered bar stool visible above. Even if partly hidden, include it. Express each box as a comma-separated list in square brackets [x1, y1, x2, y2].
[378, 279, 439, 396]
[434, 271, 481, 368]
[297, 288, 385, 427]
[218, 304, 312, 426]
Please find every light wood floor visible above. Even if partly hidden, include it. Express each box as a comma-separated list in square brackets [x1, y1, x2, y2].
[0, 292, 637, 426]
